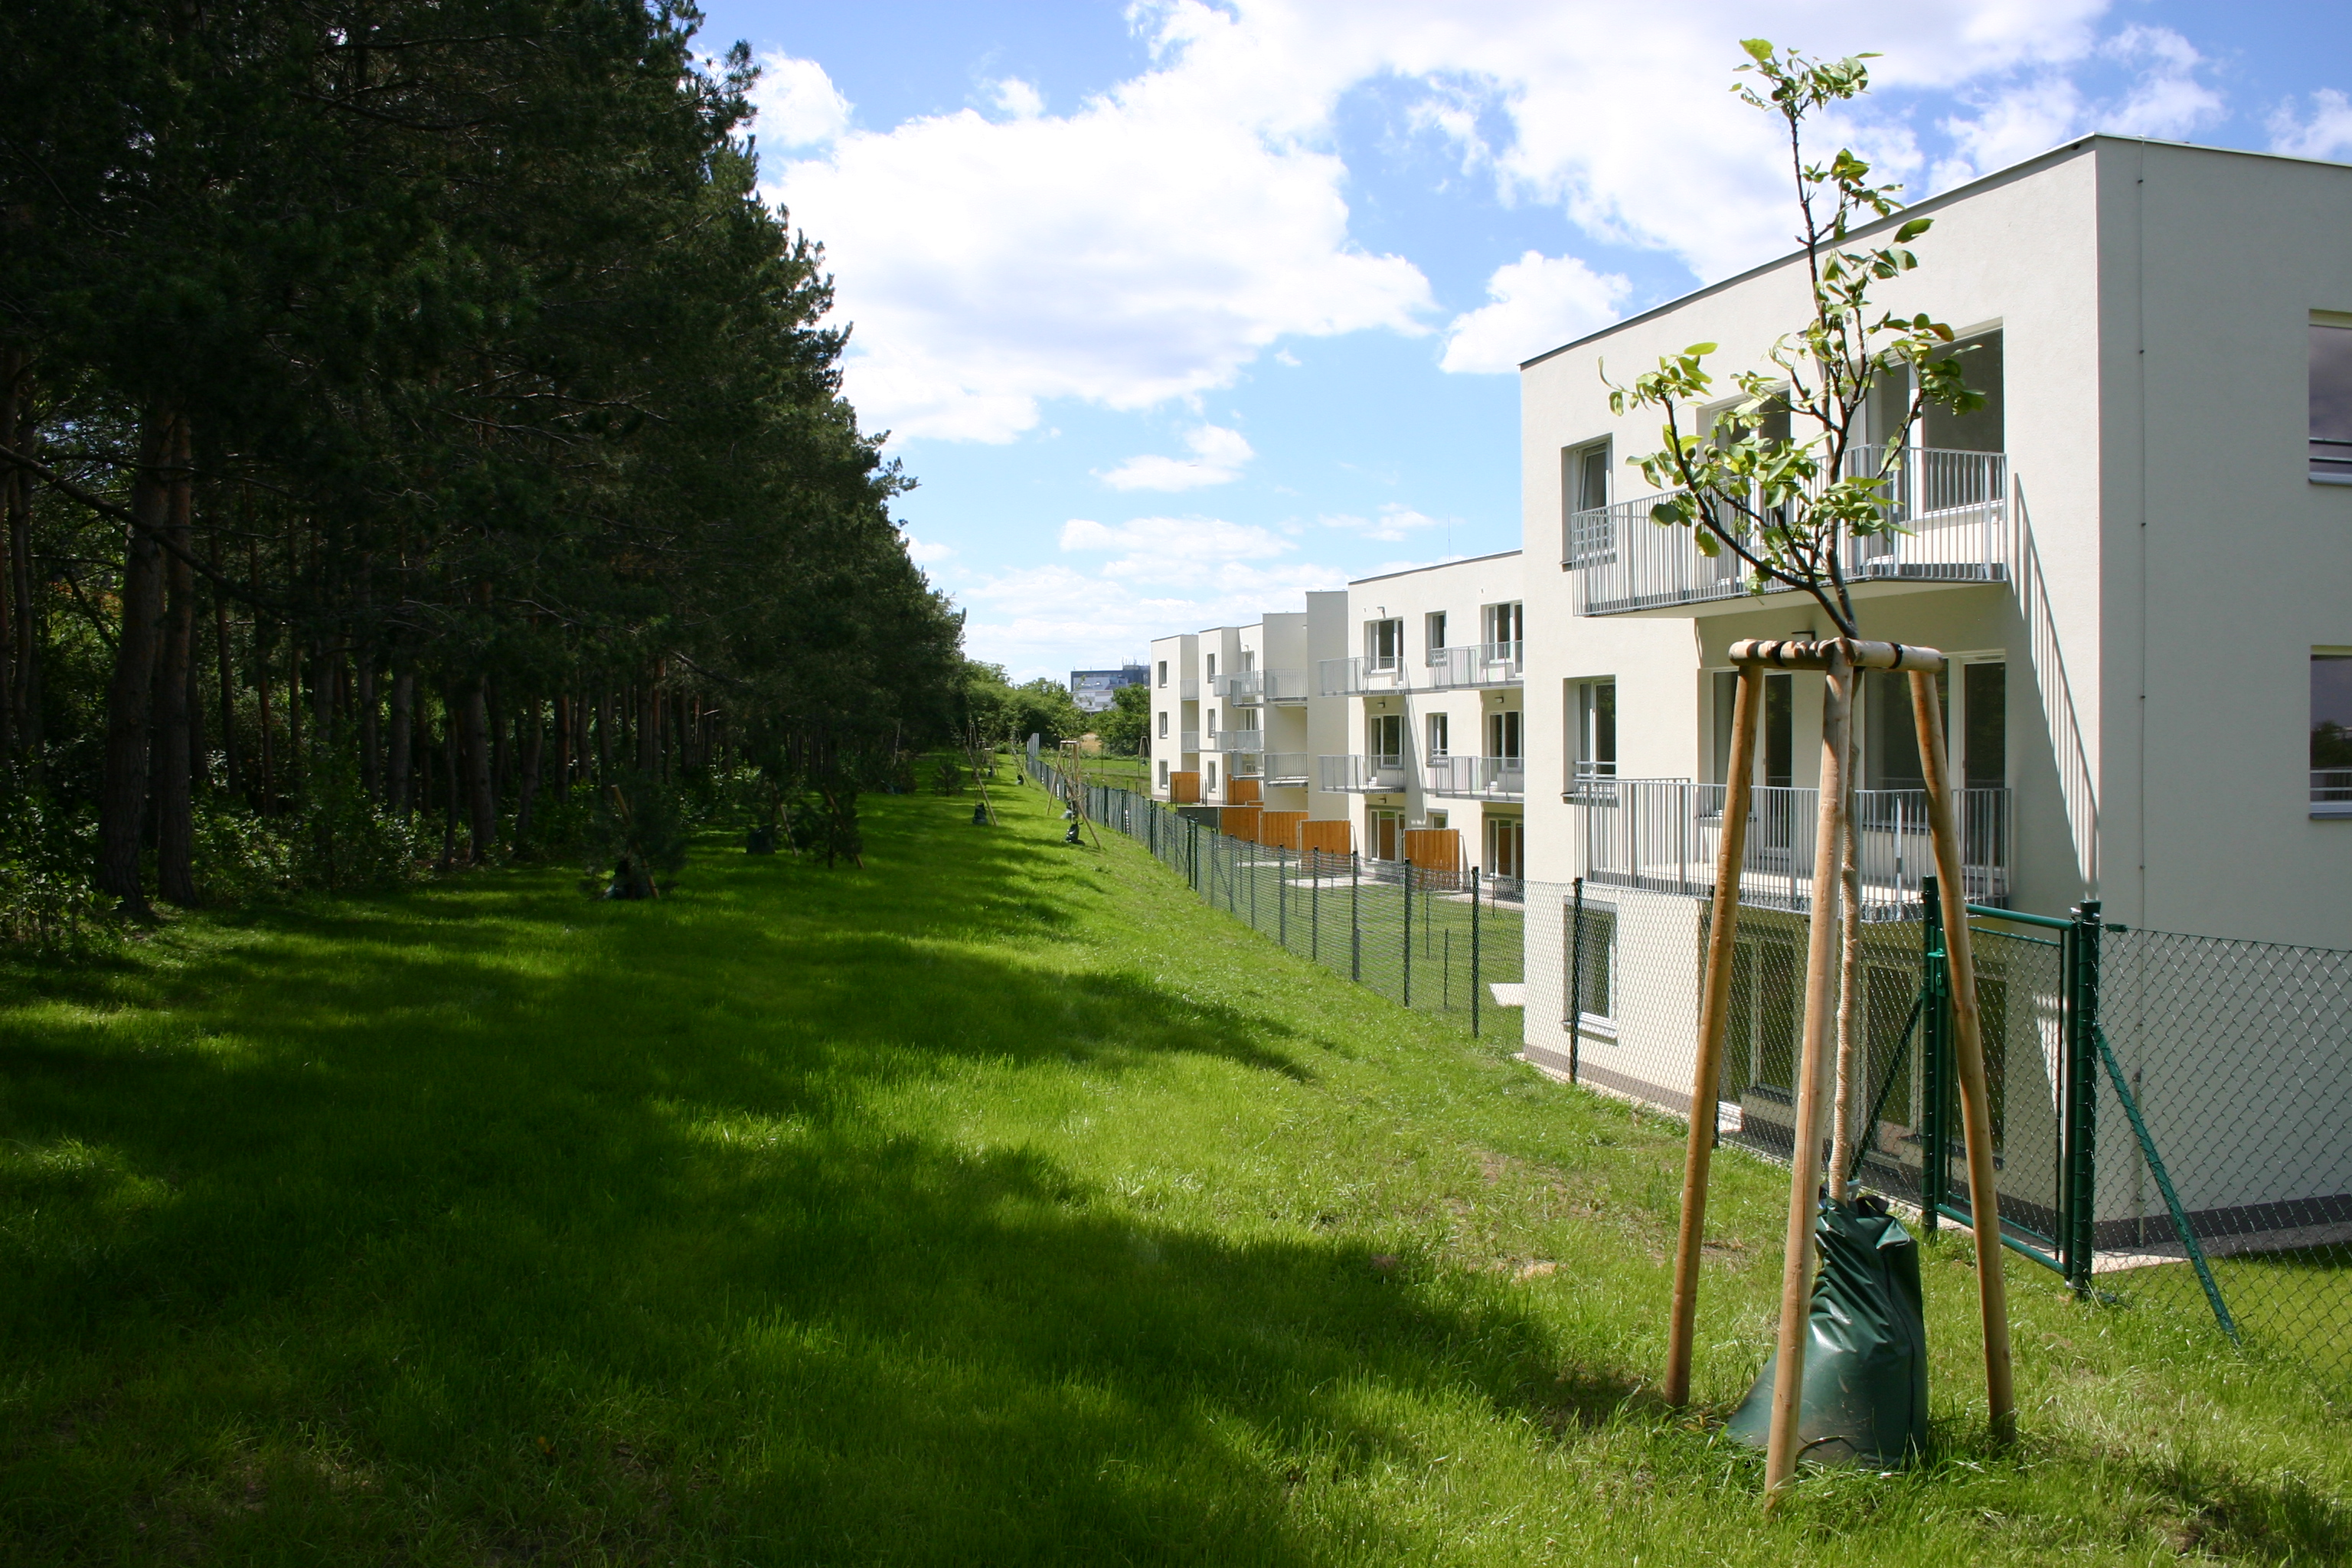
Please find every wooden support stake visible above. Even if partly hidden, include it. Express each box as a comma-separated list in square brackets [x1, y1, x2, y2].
[1764, 642, 1854, 1503]
[1664, 662, 1762, 1408]
[1910, 666, 2017, 1446]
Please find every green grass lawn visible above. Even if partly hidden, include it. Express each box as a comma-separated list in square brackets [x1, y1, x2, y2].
[2, 777, 2346, 1563]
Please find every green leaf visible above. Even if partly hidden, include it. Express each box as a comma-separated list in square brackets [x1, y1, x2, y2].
[1895, 217, 1932, 242]
[1740, 38, 1774, 63]
[1693, 528, 1722, 557]
[1651, 501, 1687, 527]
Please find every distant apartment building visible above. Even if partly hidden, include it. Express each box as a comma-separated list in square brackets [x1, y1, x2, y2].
[1069, 664, 1148, 714]
[1144, 554, 1527, 883]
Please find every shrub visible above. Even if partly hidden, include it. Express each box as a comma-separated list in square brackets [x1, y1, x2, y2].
[0, 789, 113, 952]
[587, 774, 690, 899]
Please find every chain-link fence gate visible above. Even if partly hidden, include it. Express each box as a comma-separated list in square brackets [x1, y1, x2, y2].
[1035, 756, 2349, 1396]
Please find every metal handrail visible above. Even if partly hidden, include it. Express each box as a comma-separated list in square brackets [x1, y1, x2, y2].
[1207, 729, 1265, 753]
[1319, 753, 1407, 792]
[1420, 641, 1525, 689]
[1564, 443, 2008, 616]
[1426, 755, 1525, 799]
[1318, 656, 1407, 697]
[1573, 776, 2011, 918]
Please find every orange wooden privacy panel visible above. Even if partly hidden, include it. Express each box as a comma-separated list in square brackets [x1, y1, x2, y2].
[1170, 771, 1200, 804]
[1225, 776, 1262, 805]
[1297, 818, 1353, 856]
[1403, 828, 1463, 887]
[1256, 811, 1306, 849]
[1219, 805, 1262, 840]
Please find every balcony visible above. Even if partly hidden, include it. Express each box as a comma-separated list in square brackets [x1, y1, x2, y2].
[2314, 769, 2352, 818]
[1180, 730, 1201, 753]
[1426, 754, 1524, 799]
[1207, 728, 1265, 753]
[1221, 668, 1310, 705]
[1234, 751, 1312, 787]
[1178, 678, 1200, 701]
[1574, 776, 2011, 920]
[1566, 444, 2008, 616]
[1319, 655, 1408, 697]
[1421, 642, 1524, 689]
[1321, 753, 1407, 793]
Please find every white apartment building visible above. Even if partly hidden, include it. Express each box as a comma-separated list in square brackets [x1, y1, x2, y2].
[1514, 134, 2352, 1087]
[1144, 560, 1529, 881]
[1320, 553, 1527, 880]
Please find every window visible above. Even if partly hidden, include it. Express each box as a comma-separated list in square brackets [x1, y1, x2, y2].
[1426, 611, 1448, 659]
[1566, 899, 1615, 1024]
[1483, 601, 1524, 653]
[2314, 651, 2352, 815]
[1426, 810, 1448, 831]
[1367, 619, 1403, 671]
[1764, 672, 1793, 789]
[1570, 678, 1615, 789]
[1487, 815, 1524, 880]
[1370, 712, 1406, 763]
[1488, 709, 1522, 760]
[1206, 707, 1217, 734]
[1206, 653, 1217, 681]
[2313, 317, 2352, 483]
[1370, 809, 1403, 861]
[1158, 712, 1169, 739]
[1158, 760, 1169, 787]
[1157, 660, 1168, 688]
[1426, 712, 1450, 763]
[1924, 331, 2004, 455]
[1240, 650, 1256, 674]
[1207, 760, 1218, 790]
[1564, 439, 1612, 566]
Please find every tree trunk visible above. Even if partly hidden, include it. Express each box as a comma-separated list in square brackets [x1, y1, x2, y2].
[637, 677, 658, 775]
[553, 693, 572, 801]
[387, 667, 414, 816]
[153, 419, 198, 905]
[96, 409, 178, 910]
[461, 678, 495, 864]
[210, 536, 240, 799]
[512, 698, 544, 854]
[438, 687, 459, 868]
[7, 351, 41, 784]
[358, 650, 379, 802]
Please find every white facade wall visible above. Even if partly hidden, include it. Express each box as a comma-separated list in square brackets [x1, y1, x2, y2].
[1146, 633, 1198, 802]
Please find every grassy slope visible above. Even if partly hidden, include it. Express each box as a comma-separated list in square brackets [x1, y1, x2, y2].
[0, 779, 2344, 1565]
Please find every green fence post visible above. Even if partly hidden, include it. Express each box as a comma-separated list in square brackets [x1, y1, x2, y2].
[1921, 875, 1947, 1233]
[1250, 833, 1259, 930]
[1312, 850, 1321, 963]
[1279, 843, 1289, 949]
[1403, 861, 1413, 1007]
[1470, 866, 1481, 1038]
[1568, 877, 1584, 1084]
[1351, 852, 1361, 983]
[2066, 900, 2103, 1294]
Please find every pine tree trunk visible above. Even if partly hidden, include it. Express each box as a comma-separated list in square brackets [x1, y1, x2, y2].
[513, 698, 544, 854]
[97, 409, 178, 910]
[387, 668, 414, 815]
[438, 688, 459, 868]
[461, 678, 495, 863]
[210, 538, 240, 799]
[7, 352, 41, 785]
[152, 419, 198, 905]
[637, 677, 657, 775]
[358, 655, 379, 802]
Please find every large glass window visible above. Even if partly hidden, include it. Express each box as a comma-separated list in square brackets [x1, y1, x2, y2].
[1425, 712, 1449, 763]
[1487, 709, 1522, 760]
[2314, 652, 2352, 815]
[1571, 678, 1615, 789]
[1568, 900, 1616, 1024]
[1370, 712, 1406, 762]
[1366, 619, 1403, 671]
[1425, 611, 1448, 658]
[2313, 319, 2352, 483]
[1565, 439, 1613, 565]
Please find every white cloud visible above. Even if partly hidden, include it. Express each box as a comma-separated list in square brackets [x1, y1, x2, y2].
[1096, 423, 1256, 491]
[1320, 502, 1448, 543]
[1932, 24, 2220, 190]
[991, 77, 1046, 119]
[763, 2, 2130, 446]
[902, 534, 955, 564]
[750, 53, 851, 149]
[1440, 250, 1630, 374]
[2270, 89, 2352, 162]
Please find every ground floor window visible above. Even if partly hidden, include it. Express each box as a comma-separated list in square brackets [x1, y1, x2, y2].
[1566, 897, 1615, 1024]
[2314, 650, 2352, 813]
[1369, 809, 1403, 861]
[1486, 815, 1523, 879]
[1157, 760, 1168, 788]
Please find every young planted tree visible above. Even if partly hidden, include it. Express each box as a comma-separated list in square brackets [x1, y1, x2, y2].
[1606, 40, 2011, 1496]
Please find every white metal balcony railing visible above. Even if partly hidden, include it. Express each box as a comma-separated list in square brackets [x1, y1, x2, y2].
[1574, 776, 2011, 920]
[1320, 753, 1407, 792]
[1179, 730, 1201, 753]
[1424, 754, 1525, 799]
[1178, 678, 1200, 701]
[1234, 751, 1312, 786]
[1565, 444, 2009, 616]
[1318, 655, 1407, 697]
[1221, 668, 1310, 704]
[1207, 728, 1265, 753]
[2314, 769, 2352, 815]
[1421, 642, 1524, 689]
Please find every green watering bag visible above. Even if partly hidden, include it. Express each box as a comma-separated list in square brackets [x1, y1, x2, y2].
[1723, 1193, 1929, 1468]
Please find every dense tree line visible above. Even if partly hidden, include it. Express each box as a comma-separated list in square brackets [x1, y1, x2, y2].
[0, 0, 963, 920]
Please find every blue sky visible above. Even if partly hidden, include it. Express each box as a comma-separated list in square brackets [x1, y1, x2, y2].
[688, 0, 2351, 681]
